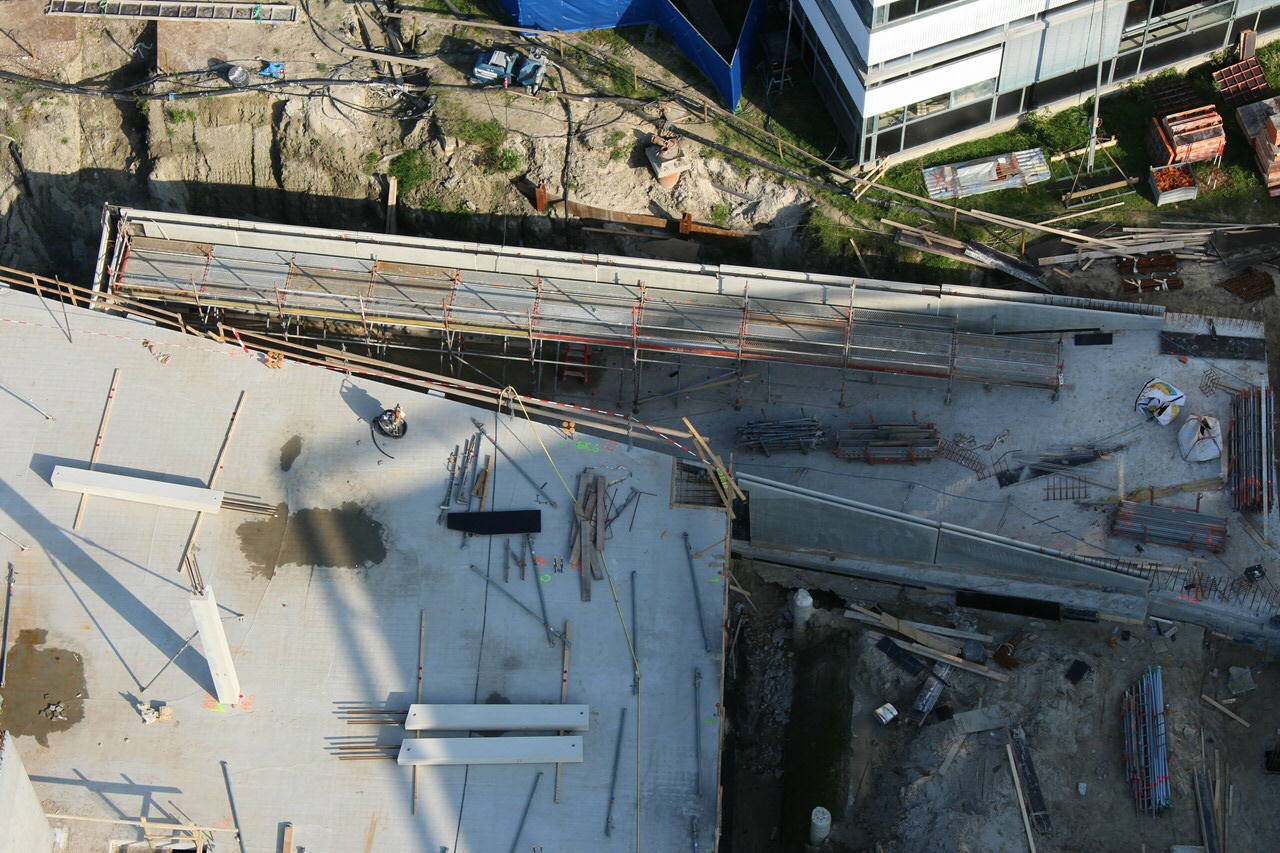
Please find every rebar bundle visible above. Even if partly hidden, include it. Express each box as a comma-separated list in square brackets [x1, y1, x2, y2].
[834, 423, 940, 465]
[734, 418, 826, 455]
[1227, 386, 1274, 513]
[1122, 667, 1171, 816]
[1111, 500, 1227, 553]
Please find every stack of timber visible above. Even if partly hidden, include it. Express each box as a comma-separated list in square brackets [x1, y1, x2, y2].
[1148, 106, 1226, 166]
[884, 220, 1046, 290]
[1032, 223, 1265, 268]
[1149, 163, 1198, 206]
[569, 469, 609, 602]
[834, 422, 940, 464]
[1217, 267, 1275, 302]
[1235, 96, 1280, 196]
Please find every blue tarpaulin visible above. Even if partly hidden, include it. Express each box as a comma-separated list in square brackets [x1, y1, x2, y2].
[495, 0, 765, 109]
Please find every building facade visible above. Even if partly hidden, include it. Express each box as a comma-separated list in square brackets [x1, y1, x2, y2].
[789, 0, 1280, 163]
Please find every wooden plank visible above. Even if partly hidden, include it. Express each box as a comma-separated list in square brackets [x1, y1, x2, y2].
[843, 609, 994, 643]
[404, 704, 590, 731]
[595, 474, 606, 553]
[396, 736, 583, 766]
[1201, 693, 1251, 728]
[74, 368, 121, 529]
[847, 604, 962, 656]
[1007, 743, 1038, 853]
[889, 637, 1009, 682]
[52, 466, 224, 513]
[280, 823, 294, 853]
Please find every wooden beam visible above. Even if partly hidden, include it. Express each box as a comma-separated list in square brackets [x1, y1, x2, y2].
[1007, 743, 1038, 853]
[847, 604, 962, 656]
[74, 368, 121, 530]
[177, 391, 247, 591]
[1201, 693, 1251, 728]
[554, 620, 572, 804]
[843, 609, 993, 643]
[889, 637, 1009, 682]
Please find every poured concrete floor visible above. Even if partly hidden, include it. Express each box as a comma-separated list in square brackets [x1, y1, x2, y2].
[0, 287, 726, 852]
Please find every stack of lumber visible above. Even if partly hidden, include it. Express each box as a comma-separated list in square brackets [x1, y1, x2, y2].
[569, 469, 608, 601]
[1032, 223, 1266, 268]
[1235, 96, 1280, 196]
[1148, 106, 1226, 165]
[884, 219, 1046, 290]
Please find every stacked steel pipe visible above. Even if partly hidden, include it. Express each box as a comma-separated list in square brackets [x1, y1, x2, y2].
[1111, 501, 1226, 553]
[1122, 667, 1171, 816]
[1227, 386, 1274, 513]
[834, 423, 940, 464]
[735, 418, 826, 454]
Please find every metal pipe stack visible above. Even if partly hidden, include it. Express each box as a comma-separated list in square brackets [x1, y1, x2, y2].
[1111, 500, 1227, 553]
[735, 418, 826, 455]
[1227, 386, 1275, 513]
[834, 423, 940, 465]
[1122, 667, 1171, 816]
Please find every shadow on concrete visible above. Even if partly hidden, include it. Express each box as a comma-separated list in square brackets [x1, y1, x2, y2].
[30, 453, 208, 490]
[0, 477, 213, 694]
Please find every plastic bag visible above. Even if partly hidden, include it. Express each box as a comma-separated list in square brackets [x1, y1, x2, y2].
[1135, 378, 1185, 425]
[1178, 415, 1222, 462]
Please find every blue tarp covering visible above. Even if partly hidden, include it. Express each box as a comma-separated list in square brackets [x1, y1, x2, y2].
[495, 0, 765, 109]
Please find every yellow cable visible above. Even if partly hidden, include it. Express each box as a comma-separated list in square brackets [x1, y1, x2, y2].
[502, 386, 644, 852]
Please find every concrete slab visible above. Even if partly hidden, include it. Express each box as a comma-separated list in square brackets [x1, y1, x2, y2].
[0, 286, 725, 852]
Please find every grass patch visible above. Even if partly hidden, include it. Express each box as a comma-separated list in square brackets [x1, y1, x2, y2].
[164, 107, 197, 124]
[481, 147, 522, 173]
[388, 149, 433, 193]
[709, 202, 731, 227]
[454, 117, 506, 148]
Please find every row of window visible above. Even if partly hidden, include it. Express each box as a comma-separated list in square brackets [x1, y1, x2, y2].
[875, 78, 997, 129]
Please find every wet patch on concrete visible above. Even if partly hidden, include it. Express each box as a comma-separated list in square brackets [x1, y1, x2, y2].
[279, 435, 304, 472]
[237, 502, 386, 578]
[0, 629, 87, 747]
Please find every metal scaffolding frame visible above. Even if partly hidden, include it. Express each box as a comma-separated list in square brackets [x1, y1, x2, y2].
[107, 230, 1065, 406]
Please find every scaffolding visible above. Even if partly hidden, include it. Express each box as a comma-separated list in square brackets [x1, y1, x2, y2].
[105, 228, 1065, 406]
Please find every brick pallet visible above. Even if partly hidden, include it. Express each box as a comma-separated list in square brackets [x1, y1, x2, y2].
[1236, 96, 1280, 196]
[1147, 106, 1226, 166]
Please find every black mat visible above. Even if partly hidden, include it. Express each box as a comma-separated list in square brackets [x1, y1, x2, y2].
[446, 510, 542, 535]
[1160, 331, 1266, 361]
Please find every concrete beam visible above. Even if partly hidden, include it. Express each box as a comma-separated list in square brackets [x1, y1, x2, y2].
[404, 704, 590, 732]
[190, 587, 241, 705]
[52, 466, 223, 514]
[396, 736, 583, 766]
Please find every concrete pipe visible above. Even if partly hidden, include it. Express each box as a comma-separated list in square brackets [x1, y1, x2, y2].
[809, 806, 832, 844]
[790, 589, 814, 631]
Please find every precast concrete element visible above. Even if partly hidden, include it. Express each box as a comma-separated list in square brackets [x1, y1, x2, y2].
[809, 806, 832, 843]
[0, 733, 55, 853]
[51, 465, 224, 513]
[791, 589, 814, 631]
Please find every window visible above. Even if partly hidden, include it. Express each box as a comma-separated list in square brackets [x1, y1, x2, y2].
[953, 78, 996, 106]
[907, 92, 950, 120]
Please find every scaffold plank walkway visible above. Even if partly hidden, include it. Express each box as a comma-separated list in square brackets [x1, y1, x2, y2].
[45, 0, 297, 23]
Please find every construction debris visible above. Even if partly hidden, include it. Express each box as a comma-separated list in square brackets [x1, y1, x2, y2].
[1008, 726, 1051, 833]
[1122, 667, 1171, 816]
[922, 149, 1051, 200]
[885, 220, 1046, 290]
[1149, 164, 1198, 206]
[735, 418, 826, 455]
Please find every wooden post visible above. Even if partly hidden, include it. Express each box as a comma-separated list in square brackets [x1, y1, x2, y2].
[177, 391, 247, 592]
[413, 609, 426, 814]
[74, 368, 121, 530]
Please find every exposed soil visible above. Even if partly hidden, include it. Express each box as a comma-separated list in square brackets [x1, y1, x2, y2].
[724, 560, 1280, 853]
[0, 628, 88, 747]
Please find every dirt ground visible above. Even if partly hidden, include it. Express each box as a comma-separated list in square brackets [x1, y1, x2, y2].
[723, 560, 1280, 852]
